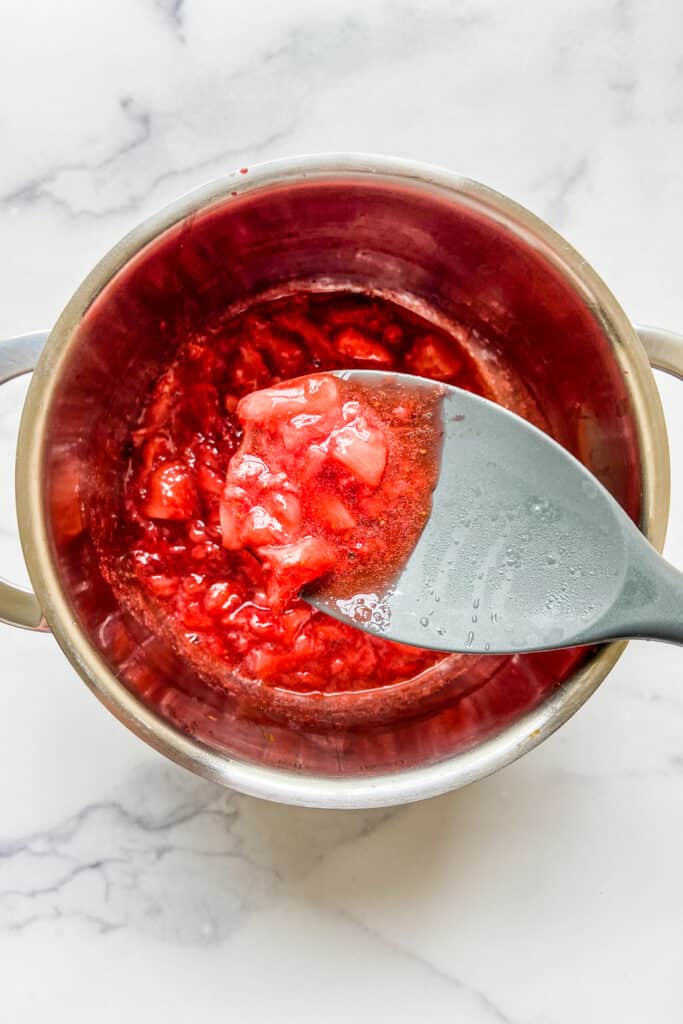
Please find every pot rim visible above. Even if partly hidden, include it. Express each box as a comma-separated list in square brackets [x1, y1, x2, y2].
[15, 152, 670, 808]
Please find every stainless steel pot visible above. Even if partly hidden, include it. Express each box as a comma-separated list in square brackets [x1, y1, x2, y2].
[1, 154, 682, 808]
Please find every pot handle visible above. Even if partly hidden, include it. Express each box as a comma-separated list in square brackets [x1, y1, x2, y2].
[0, 331, 50, 630]
[636, 325, 683, 379]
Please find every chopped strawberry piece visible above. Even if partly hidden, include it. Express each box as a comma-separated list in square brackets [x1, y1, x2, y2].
[204, 581, 243, 617]
[272, 308, 340, 363]
[220, 485, 248, 548]
[230, 341, 272, 393]
[237, 375, 341, 425]
[265, 489, 301, 532]
[382, 323, 404, 348]
[315, 494, 356, 532]
[335, 326, 395, 366]
[280, 605, 313, 638]
[229, 453, 271, 486]
[405, 333, 463, 382]
[138, 435, 175, 473]
[133, 368, 178, 440]
[146, 574, 179, 598]
[259, 537, 336, 610]
[242, 505, 289, 547]
[300, 443, 328, 480]
[246, 319, 308, 377]
[280, 413, 330, 453]
[327, 415, 387, 486]
[142, 461, 197, 520]
[196, 463, 225, 497]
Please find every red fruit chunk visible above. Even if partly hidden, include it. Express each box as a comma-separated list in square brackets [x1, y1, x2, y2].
[146, 574, 179, 598]
[196, 463, 225, 497]
[266, 489, 302, 532]
[220, 485, 247, 549]
[259, 537, 336, 611]
[238, 374, 341, 425]
[143, 461, 197, 520]
[204, 581, 243, 617]
[230, 342, 272, 393]
[326, 414, 387, 486]
[405, 333, 463, 382]
[243, 505, 289, 547]
[245, 318, 308, 378]
[315, 494, 356, 532]
[335, 326, 395, 366]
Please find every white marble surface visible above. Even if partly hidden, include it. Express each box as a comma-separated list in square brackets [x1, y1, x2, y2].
[1, 1, 683, 1020]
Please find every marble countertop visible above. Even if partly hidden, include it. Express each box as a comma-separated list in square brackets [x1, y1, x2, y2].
[2, 1, 683, 1020]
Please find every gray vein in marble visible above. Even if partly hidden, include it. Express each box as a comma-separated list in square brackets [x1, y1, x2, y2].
[609, 75, 637, 121]
[333, 906, 518, 1024]
[0, 1, 488, 220]
[0, 762, 394, 942]
[533, 157, 590, 229]
[1, 107, 295, 223]
[154, 0, 186, 43]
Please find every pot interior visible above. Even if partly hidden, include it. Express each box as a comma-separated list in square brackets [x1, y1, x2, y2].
[40, 173, 642, 776]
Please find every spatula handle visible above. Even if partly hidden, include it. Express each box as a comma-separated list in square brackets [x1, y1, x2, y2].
[600, 531, 683, 645]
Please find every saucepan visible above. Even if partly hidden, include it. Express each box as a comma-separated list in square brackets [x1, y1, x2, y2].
[1, 154, 681, 807]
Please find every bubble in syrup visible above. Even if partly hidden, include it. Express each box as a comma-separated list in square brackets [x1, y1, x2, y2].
[505, 546, 522, 567]
[473, 598, 480, 609]
[466, 631, 475, 647]
[526, 496, 562, 523]
[419, 616, 429, 627]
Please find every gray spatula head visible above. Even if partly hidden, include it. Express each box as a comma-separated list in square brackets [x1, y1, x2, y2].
[306, 371, 683, 654]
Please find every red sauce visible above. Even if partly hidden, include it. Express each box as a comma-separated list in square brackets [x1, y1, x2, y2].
[220, 372, 442, 610]
[101, 291, 491, 694]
